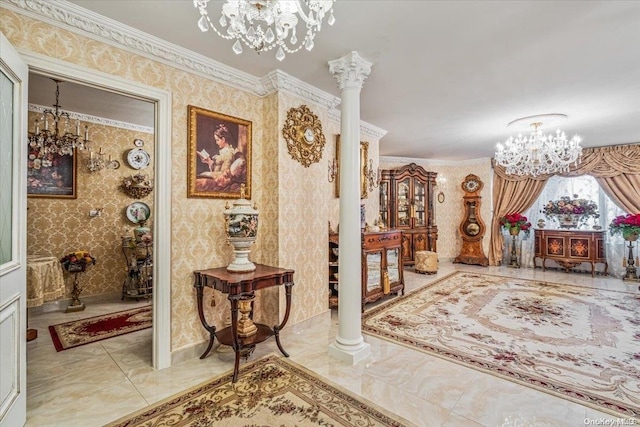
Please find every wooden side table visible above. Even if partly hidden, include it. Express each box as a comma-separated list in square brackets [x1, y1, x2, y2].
[193, 264, 294, 382]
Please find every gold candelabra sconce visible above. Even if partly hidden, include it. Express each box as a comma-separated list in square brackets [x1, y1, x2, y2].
[364, 158, 380, 192]
[328, 157, 338, 183]
[86, 147, 120, 172]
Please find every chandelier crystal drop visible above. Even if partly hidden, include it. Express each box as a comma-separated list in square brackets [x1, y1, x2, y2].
[494, 116, 583, 177]
[28, 80, 89, 157]
[193, 0, 336, 61]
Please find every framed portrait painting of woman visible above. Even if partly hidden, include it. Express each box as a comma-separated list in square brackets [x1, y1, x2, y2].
[187, 105, 252, 199]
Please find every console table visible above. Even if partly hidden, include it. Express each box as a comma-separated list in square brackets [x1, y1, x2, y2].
[533, 229, 608, 277]
[193, 264, 294, 382]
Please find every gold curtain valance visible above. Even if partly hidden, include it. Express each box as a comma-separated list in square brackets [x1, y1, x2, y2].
[492, 142, 640, 180]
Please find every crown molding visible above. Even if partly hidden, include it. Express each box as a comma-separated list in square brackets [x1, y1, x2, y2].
[3, 0, 344, 107]
[380, 155, 492, 167]
[262, 70, 340, 110]
[29, 103, 155, 134]
[328, 108, 387, 141]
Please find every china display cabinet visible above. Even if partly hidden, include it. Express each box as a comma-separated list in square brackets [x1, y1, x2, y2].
[379, 163, 437, 265]
[328, 230, 404, 311]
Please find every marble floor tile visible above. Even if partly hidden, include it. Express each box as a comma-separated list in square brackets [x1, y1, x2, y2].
[25, 262, 637, 427]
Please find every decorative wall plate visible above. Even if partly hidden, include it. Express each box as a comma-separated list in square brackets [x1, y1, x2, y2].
[133, 138, 145, 147]
[282, 105, 326, 167]
[126, 201, 150, 224]
[127, 148, 150, 169]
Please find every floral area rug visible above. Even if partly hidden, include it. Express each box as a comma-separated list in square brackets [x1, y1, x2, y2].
[105, 354, 410, 427]
[362, 271, 640, 418]
[48, 305, 152, 351]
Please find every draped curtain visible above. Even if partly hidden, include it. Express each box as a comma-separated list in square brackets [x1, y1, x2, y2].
[489, 143, 640, 266]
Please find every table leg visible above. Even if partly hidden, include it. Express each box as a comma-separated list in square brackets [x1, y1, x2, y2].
[273, 281, 294, 357]
[194, 278, 217, 359]
[229, 294, 241, 382]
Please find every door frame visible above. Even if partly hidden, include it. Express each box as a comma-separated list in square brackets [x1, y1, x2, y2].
[0, 31, 29, 426]
[21, 51, 172, 370]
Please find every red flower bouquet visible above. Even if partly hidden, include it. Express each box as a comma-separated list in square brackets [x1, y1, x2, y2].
[609, 213, 640, 240]
[499, 212, 532, 236]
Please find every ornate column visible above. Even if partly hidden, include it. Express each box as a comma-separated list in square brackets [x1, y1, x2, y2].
[328, 51, 372, 364]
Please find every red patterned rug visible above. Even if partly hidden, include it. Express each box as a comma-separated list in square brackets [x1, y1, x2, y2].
[49, 305, 152, 351]
[362, 272, 640, 419]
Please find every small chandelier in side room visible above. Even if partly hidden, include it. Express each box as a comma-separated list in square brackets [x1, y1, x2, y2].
[494, 113, 583, 177]
[28, 79, 89, 157]
[193, 0, 336, 61]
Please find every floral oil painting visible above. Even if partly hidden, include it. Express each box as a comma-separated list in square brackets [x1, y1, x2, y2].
[27, 147, 76, 198]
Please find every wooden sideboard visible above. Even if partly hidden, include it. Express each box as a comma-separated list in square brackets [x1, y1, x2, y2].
[533, 229, 608, 277]
[329, 230, 404, 311]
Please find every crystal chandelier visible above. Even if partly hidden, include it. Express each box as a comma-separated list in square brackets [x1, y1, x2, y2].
[193, 0, 336, 61]
[494, 114, 583, 177]
[28, 79, 89, 157]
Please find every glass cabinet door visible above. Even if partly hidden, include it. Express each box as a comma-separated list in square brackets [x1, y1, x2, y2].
[396, 179, 411, 227]
[414, 180, 426, 227]
[366, 252, 382, 293]
[387, 248, 400, 283]
[379, 181, 389, 226]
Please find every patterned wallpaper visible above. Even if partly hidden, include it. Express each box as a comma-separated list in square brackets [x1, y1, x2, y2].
[26, 111, 154, 299]
[1, 9, 494, 358]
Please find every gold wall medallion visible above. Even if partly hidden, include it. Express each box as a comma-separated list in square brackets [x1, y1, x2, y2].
[282, 105, 326, 167]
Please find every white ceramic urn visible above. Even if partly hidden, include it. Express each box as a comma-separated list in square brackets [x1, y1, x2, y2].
[223, 184, 258, 272]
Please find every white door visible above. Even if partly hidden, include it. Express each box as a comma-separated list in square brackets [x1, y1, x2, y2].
[0, 32, 28, 427]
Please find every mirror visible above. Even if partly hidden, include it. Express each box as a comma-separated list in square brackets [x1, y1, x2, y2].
[334, 135, 368, 199]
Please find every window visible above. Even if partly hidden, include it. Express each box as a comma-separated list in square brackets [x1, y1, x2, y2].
[516, 175, 627, 276]
[524, 175, 624, 230]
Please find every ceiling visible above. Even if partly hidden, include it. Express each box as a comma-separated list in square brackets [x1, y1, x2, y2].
[57, 0, 640, 160]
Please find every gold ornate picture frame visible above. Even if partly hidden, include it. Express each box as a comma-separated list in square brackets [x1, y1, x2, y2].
[187, 105, 252, 199]
[334, 135, 368, 199]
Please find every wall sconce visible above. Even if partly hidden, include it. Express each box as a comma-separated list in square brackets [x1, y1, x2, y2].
[364, 158, 380, 192]
[328, 158, 338, 183]
[86, 147, 119, 172]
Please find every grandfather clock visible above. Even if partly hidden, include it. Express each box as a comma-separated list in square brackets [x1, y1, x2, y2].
[454, 174, 489, 266]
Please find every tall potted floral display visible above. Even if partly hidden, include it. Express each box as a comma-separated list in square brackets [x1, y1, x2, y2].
[609, 213, 640, 241]
[499, 212, 531, 236]
[499, 212, 530, 268]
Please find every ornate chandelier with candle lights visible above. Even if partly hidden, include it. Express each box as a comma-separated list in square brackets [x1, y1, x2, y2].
[494, 114, 583, 177]
[193, 0, 336, 61]
[28, 79, 89, 157]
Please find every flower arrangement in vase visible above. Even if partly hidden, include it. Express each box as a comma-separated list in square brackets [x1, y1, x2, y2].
[541, 194, 599, 228]
[609, 213, 640, 241]
[499, 212, 531, 236]
[60, 251, 96, 272]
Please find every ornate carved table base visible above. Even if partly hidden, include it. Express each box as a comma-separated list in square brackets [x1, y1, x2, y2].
[194, 264, 294, 383]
